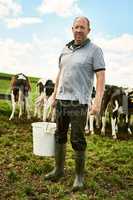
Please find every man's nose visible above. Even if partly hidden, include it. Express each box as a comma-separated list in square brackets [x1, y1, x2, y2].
[76, 27, 82, 32]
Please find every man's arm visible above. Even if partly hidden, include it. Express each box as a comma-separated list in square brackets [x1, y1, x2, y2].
[90, 70, 105, 114]
[51, 69, 61, 107]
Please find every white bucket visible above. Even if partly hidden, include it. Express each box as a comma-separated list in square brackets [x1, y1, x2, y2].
[31, 122, 56, 156]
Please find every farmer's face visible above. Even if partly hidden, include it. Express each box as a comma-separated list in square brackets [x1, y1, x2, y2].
[72, 18, 90, 45]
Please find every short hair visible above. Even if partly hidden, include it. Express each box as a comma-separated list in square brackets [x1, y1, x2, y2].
[73, 16, 90, 30]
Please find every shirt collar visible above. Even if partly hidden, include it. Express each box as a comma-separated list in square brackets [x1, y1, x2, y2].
[66, 38, 90, 50]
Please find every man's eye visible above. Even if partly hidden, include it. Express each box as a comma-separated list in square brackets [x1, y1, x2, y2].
[75, 26, 85, 30]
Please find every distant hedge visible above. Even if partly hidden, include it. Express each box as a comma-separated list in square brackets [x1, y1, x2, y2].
[0, 76, 11, 80]
[0, 73, 39, 83]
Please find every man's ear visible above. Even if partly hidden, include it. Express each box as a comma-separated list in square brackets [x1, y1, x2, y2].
[88, 28, 91, 34]
[72, 26, 74, 33]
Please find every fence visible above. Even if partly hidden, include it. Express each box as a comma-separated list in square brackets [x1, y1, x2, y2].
[0, 93, 11, 101]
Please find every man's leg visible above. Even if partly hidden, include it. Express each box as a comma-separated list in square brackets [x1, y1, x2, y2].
[70, 104, 87, 191]
[44, 100, 70, 181]
[44, 143, 66, 181]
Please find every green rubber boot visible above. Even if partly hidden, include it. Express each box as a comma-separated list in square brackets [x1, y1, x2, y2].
[72, 151, 85, 192]
[44, 143, 66, 182]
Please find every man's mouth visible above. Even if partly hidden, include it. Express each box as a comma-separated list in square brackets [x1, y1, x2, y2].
[76, 33, 82, 36]
[75, 34, 83, 39]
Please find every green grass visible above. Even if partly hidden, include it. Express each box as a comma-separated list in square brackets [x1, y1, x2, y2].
[0, 79, 10, 93]
[0, 73, 133, 199]
[0, 113, 133, 200]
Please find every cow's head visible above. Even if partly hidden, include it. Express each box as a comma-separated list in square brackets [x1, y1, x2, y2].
[44, 80, 55, 97]
[37, 79, 45, 94]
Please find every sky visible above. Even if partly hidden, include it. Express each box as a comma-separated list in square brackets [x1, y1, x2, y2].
[0, 0, 132, 87]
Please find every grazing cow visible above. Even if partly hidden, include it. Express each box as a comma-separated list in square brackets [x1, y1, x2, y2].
[100, 85, 133, 139]
[34, 79, 55, 121]
[118, 88, 133, 135]
[85, 85, 133, 139]
[9, 73, 31, 120]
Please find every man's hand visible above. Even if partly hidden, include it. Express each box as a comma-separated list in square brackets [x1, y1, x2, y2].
[90, 70, 105, 115]
[89, 100, 101, 115]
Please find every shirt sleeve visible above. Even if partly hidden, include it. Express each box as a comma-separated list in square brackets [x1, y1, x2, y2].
[58, 54, 62, 69]
[93, 47, 106, 72]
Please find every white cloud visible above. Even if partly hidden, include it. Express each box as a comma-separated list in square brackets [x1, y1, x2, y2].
[0, 35, 64, 80]
[37, 0, 82, 17]
[4, 17, 43, 28]
[0, 1, 43, 29]
[0, 33, 133, 87]
[93, 34, 133, 87]
[0, 0, 22, 18]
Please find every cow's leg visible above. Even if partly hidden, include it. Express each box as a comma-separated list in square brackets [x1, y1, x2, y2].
[111, 101, 119, 139]
[43, 104, 47, 121]
[43, 98, 49, 121]
[115, 115, 119, 133]
[128, 127, 132, 134]
[85, 110, 89, 132]
[9, 93, 16, 120]
[126, 114, 132, 135]
[115, 123, 118, 133]
[34, 97, 40, 118]
[34, 104, 41, 119]
[101, 116, 106, 135]
[89, 115, 95, 135]
[18, 90, 23, 118]
[35, 94, 45, 119]
[34, 104, 37, 117]
[35, 100, 43, 119]
[51, 108, 56, 122]
[38, 105, 42, 119]
[95, 114, 100, 129]
[111, 117, 117, 139]
[25, 97, 31, 119]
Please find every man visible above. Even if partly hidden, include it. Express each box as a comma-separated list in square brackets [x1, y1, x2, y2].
[45, 16, 105, 191]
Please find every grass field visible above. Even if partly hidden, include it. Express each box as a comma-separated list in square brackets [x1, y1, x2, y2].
[0, 73, 133, 199]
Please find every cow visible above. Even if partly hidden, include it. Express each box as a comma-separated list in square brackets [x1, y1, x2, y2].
[34, 79, 45, 119]
[9, 73, 31, 120]
[85, 87, 98, 135]
[43, 79, 55, 122]
[34, 79, 55, 122]
[118, 88, 133, 135]
[85, 84, 133, 139]
[100, 85, 133, 139]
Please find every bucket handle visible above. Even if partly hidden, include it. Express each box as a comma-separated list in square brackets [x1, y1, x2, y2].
[44, 122, 55, 134]
[45, 122, 49, 132]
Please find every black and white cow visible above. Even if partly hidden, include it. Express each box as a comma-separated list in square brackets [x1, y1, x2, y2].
[34, 79, 55, 121]
[9, 73, 31, 120]
[43, 80, 55, 122]
[85, 86, 97, 134]
[118, 88, 133, 135]
[100, 85, 133, 139]
[34, 79, 45, 119]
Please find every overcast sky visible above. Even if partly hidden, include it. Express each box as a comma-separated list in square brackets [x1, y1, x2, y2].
[0, 0, 132, 87]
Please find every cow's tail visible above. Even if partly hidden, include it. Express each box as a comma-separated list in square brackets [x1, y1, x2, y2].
[23, 96, 26, 114]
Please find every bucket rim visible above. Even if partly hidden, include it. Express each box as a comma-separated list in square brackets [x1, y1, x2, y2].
[31, 122, 56, 128]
